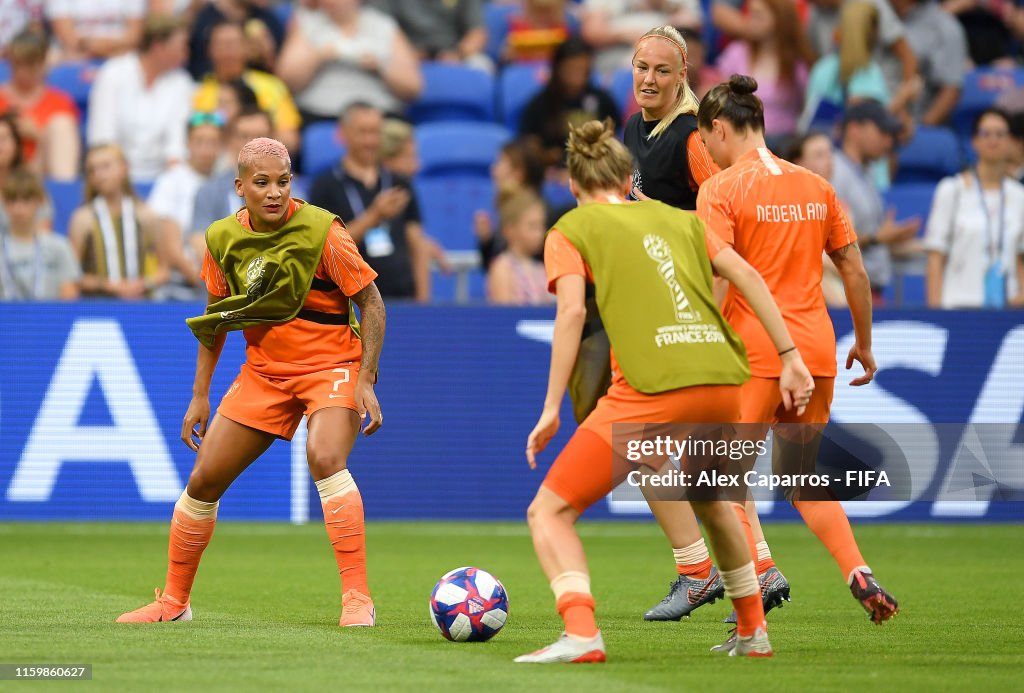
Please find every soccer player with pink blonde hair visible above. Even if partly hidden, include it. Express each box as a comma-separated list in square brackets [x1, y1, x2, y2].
[117, 136, 387, 628]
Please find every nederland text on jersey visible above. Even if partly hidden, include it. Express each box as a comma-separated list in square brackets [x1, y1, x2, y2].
[755, 203, 830, 223]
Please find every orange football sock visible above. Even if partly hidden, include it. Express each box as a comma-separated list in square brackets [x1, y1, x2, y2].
[755, 541, 776, 574]
[322, 490, 369, 596]
[674, 538, 713, 579]
[732, 503, 758, 564]
[556, 592, 598, 639]
[792, 500, 865, 579]
[164, 510, 216, 604]
[733, 594, 765, 638]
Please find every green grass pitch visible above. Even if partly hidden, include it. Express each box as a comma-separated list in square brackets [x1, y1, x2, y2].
[2, 521, 1022, 691]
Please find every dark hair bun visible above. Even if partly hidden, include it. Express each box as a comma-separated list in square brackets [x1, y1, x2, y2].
[728, 74, 758, 96]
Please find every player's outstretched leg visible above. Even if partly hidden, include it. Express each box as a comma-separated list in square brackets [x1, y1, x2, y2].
[515, 487, 606, 664]
[691, 500, 773, 657]
[792, 499, 898, 623]
[307, 407, 374, 627]
[117, 416, 274, 623]
[642, 499, 724, 621]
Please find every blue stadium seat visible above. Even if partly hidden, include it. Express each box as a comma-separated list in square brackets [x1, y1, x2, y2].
[542, 180, 575, 211]
[415, 122, 511, 250]
[610, 67, 634, 117]
[46, 61, 102, 113]
[497, 62, 550, 131]
[416, 121, 511, 176]
[45, 178, 84, 236]
[485, 3, 518, 63]
[952, 67, 1024, 139]
[895, 126, 962, 184]
[0, 61, 9, 83]
[301, 121, 345, 177]
[273, 1, 293, 27]
[884, 183, 936, 233]
[409, 62, 495, 124]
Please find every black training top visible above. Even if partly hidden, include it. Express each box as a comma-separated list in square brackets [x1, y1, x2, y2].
[623, 111, 700, 211]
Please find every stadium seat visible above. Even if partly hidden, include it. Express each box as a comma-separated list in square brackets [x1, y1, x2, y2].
[951, 67, 1024, 139]
[409, 63, 495, 124]
[497, 62, 550, 131]
[895, 126, 962, 185]
[415, 122, 511, 251]
[542, 179, 575, 211]
[0, 61, 9, 84]
[45, 178, 84, 236]
[47, 60, 102, 113]
[610, 67, 634, 117]
[300, 121, 345, 177]
[884, 183, 936, 232]
[484, 3, 518, 63]
[133, 180, 154, 201]
[416, 121, 511, 176]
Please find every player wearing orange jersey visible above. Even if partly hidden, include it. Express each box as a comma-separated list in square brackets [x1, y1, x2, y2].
[696, 75, 899, 633]
[516, 119, 816, 663]
[117, 137, 386, 628]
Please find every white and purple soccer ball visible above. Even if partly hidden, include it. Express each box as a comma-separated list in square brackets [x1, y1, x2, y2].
[429, 566, 509, 642]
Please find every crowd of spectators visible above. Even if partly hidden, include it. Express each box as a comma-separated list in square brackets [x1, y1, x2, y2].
[0, 0, 1022, 308]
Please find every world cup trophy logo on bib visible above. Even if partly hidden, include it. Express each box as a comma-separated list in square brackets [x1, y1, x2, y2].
[245, 256, 266, 298]
[643, 234, 699, 323]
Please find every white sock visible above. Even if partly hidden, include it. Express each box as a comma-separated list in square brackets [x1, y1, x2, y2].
[719, 562, 759, 600]
[756, 541, 772, 564]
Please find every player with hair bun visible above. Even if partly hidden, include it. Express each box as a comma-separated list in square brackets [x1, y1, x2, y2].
[696, 75, 899, 638]
[116, 137, 387, 628]
[517, 118, 815, 663]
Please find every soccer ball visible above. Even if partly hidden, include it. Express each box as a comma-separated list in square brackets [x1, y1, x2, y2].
[429, 566, 509, 642]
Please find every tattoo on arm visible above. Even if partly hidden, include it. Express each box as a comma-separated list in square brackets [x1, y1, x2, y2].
[352, 281, 386, 375]
[829, 242, 861, 265]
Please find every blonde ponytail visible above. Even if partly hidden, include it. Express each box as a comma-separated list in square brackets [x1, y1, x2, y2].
[634, 25, 700, 139]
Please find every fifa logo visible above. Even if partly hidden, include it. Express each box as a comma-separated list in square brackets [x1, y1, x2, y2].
[245, 256, 266, 298]
[643, 234, 698, 323]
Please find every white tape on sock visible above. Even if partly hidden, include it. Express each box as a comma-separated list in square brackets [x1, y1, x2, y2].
[720, 562, 759, 599]
[550, 571, 591, 600]
[315, 469, 356, 502]
[175, 491, 219, 520]
[672, 538, 710, 566]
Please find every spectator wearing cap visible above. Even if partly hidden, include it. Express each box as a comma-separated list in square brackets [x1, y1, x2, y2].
[147, 111, 225, 300]
[192, 19, 301, 153]
[882, 0, 968, 126]
[924, 108, 1024, 308]
[831, 100, 919, 298]
[0, 28, 80, 180]
[86, 14, 195, 183]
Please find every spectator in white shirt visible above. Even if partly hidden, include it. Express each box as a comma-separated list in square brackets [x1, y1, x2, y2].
[46, 0, 145, 61]
[87, 14, 195, 184]
[147, 111, 224, 299]
[925, 108, 1024, 308]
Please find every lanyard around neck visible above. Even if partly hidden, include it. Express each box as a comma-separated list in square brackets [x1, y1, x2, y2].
[337, 167, 391, 218]
[972, 169, 1006, 265]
